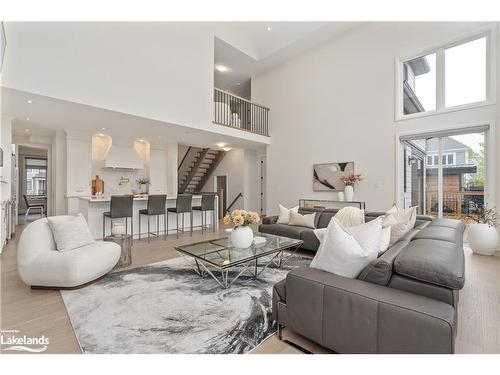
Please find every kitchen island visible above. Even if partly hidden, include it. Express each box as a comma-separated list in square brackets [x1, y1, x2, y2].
[78, 195, 219, 240]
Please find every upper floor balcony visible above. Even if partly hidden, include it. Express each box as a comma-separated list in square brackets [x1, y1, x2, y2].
[213, 88, 269, 137]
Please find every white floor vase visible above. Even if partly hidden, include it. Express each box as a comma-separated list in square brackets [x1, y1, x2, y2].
[468, 224, 499, 256]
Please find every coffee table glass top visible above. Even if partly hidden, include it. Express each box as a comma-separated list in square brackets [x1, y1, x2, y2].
[175, 232, 303, 269]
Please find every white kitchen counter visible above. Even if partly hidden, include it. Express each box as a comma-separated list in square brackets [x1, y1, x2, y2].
[78, 195, 218, 239]
[77, 195, 204, 203]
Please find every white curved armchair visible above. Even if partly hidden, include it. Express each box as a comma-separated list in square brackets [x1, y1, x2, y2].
[18, 217, 121, 288]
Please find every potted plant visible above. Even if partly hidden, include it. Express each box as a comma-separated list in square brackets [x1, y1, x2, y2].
[223, 209, 260, 248]
[463, 204, 499, 256]
[136, 177, 151, 194]
[340, 173, 363, 202]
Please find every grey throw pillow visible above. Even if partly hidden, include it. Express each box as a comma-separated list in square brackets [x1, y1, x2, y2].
[47, 214, 95, 252]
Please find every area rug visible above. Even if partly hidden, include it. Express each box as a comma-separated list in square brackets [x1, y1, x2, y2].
[61, 255, 311, 354]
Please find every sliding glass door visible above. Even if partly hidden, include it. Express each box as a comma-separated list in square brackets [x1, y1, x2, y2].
[402, 128, 487, 220]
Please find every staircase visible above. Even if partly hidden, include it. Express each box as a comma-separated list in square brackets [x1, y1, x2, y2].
[178, 148, 226, 194]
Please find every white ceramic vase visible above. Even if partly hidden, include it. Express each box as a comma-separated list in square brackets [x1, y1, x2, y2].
[231, 226, 254, 249]
[344, 185, 354, 202]
[337, 192, 345, 202]
[467, 224, 499, 256]
[111, 221, 126, 236]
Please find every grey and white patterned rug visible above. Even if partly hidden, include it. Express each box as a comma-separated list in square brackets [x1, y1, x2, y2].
[61, 255, 310, 354]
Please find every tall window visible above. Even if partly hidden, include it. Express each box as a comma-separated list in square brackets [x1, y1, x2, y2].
[399, 32, 491, 118]
[25, 157, 47, 196]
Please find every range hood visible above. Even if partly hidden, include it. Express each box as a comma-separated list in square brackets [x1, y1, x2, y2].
[104, 145, 144, 169]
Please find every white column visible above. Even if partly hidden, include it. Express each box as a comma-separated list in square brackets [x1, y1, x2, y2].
[165, 142, 178, 196]
[66, 130, 91, 214]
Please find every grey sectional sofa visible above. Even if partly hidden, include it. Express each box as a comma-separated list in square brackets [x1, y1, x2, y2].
[260, 208, 465, 353]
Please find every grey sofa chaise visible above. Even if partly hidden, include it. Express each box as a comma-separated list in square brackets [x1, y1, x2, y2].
[260, 208, 465, 353]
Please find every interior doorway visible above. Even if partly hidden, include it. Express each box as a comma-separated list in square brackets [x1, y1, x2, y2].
[216, 175, 227, 219]
[400, 126, 488, 220]
[16, 145, 50, 222]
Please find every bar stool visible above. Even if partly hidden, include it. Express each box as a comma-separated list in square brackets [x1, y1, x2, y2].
[138, 194, 167, 243]
[103, 195, 134, 243]
[167, 194, 193, 238]
[192, 193, 217, 233]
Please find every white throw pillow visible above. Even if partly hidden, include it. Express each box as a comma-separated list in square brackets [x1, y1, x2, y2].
[276, 204, 299, 225]
[385, 203, 400, 215]
[314, 227, 327, 243]
[334, 207, 365, 228]
[379, 225, 392, 254]
[47, 214, 95, 252]
[289, 211, 316, 228]
[311, 217, 383, 278]
[383, 206, 417, 245]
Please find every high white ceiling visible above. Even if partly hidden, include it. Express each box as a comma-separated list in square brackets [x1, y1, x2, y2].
[213, 22, 361, 63]
[213, 22, 362, 98]
[2, 88, 267, 151]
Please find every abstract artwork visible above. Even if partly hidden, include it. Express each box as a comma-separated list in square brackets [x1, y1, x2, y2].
[313, 162, 354, 191]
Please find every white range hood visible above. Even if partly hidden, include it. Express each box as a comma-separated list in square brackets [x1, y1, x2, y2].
[104, 144, 144, 169]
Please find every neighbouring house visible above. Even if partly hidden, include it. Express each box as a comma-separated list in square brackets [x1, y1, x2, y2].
[425, 137, 482, 215]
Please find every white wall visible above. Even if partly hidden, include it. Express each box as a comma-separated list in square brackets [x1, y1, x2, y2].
[243, 149, 260, 212]
[2, 23, 212, 133]
[1, 22, 270, 145]
[252, 22, 499, 218]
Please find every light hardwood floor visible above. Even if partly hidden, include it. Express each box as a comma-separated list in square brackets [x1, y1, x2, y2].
[1, 220, 499, 354]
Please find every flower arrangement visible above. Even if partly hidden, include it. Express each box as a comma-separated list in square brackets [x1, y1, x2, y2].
[223, 209, 260, 228]
[340, 173, 363, 186]
[136, 177, 151, 186]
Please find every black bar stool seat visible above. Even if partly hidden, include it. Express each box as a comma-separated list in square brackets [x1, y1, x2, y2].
[192, 193, 217, 233]
[138, 195, 167, 243]
[166, 194, 193, 238]
[103, 195, 134, 243]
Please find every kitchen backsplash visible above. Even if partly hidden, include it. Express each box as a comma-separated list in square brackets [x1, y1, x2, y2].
[91, 160, 149, 195]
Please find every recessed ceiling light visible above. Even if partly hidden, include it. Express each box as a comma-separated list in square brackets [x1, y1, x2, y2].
[26, 117, 30, 121]
[25, 128, 29, 132]
[215, 64, 229, 72]
[267, 26, 272, 31]
[26, 99, 33, 104]
[236, 82, 241, 86]
[216, 142, 227, 148]
[101, 127, 106, 130]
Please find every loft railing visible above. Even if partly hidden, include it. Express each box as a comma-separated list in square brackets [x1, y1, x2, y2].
[213, 88, 269, 136]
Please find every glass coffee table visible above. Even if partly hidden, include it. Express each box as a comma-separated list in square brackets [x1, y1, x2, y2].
[175, 233, 304, 288]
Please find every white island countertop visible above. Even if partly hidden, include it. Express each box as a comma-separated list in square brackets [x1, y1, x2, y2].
[77, 195, 204, 203]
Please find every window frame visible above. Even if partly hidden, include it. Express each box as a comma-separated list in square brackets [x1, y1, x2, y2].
[395, 26, 497, 121]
